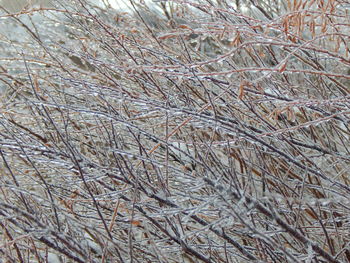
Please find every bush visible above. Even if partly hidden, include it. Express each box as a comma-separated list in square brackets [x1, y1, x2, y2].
[0, 0, 349, 262]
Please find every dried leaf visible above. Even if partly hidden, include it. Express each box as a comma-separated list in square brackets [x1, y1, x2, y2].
[287, 107, 295, 122]
[178, 24, 193, 31]
[299, 14, 305, 34]
[283, 18, 289, 35]
[131, 220, 141, 226]
[158, 34, 177, 40]
[293, 0, 297, 10]
[309, 19, 315, 38]
[334, 37, 341, 53]
[33, 75, 40, 93]
[289, 36, 297, 43]
[231, 32, 241, 47]
[238, 80, 245, 100]
[273, 109, 281, 121]
[278, 61, 287, 73]
[305, 208, 318, 219]
[321, 18, 327, 33]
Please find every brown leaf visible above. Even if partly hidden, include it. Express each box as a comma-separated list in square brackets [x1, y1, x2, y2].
[238, 80, 245, 100]
[131, 220, 141, 226]
[33, 75, 40, 93]
[178, 24, 193, 31]
[158, 34, 178, 40]
[309, 19, 315, 38]
[231, 32, 241, 47]
[287, 107, 295, 122]
[283, 18, 289, 35]
[335, 37, 341, 52]
[278, 61, 287, 73]
[321, 17, 327, 33]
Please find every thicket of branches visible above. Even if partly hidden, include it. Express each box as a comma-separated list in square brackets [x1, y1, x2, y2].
[0, 0, 349, 262]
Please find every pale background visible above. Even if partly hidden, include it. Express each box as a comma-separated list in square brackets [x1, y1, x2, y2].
[0, 0, 138, 12]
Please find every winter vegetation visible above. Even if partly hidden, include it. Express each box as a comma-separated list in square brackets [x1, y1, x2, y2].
[0, 0, 349, 262]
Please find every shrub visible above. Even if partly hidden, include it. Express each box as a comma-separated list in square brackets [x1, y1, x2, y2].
[0, 0, 349, 262]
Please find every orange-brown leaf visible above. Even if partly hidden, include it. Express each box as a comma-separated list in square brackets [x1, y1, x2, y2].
[34, 76, 40, 93]
[278, 61, 287, 73]
[178, 24, 193, 31]
[238, 81, 245, 100]
[131, 220, 141, 226]
[309, 19, 315, 38]
[321, 17, 327, 33]
[158, 34, 177, 40]
[231, 32, 241, 47]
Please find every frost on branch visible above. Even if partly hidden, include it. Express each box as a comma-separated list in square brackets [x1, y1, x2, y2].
[0, 0, 349, 262]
